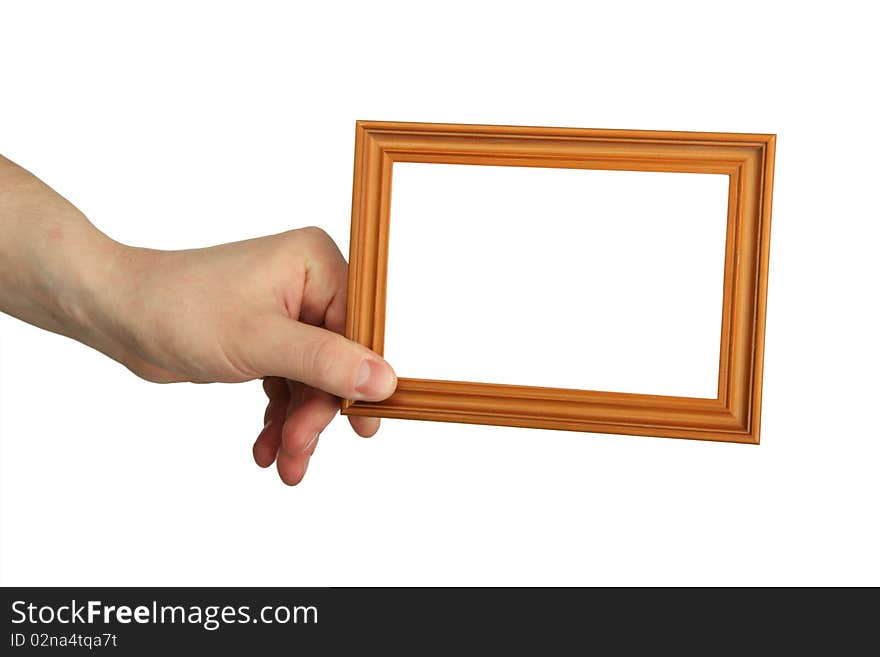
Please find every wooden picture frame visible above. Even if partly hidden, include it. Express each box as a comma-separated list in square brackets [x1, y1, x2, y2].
[342, 121, 776, 444]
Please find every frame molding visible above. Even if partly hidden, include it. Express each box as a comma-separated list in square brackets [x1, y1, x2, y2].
[342, 121, 775, 444]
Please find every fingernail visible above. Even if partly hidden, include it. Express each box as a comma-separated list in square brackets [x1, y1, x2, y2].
[304, 431, 319, 453]
[355, 359, 395, 400]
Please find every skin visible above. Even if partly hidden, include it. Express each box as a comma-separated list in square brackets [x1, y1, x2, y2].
[0, 154, 397, 485]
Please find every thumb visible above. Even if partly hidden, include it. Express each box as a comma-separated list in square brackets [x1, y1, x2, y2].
[249, 316, 397, 400]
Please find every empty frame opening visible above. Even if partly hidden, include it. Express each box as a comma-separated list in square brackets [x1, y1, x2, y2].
[383, 163, 729, 398]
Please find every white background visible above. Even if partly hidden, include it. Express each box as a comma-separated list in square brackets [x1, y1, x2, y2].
[387, 164, 728, 397]
[1, 0, 878, 586]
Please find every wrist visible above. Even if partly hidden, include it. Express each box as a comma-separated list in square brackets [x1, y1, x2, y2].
[56, 233, 123, 353]
[61, 234, 159, 370]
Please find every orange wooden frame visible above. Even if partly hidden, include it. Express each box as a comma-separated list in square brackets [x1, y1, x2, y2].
[342, 121, 776, 444]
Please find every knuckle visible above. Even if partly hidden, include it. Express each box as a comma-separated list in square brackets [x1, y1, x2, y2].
[297, 226, 344, 264]
[298, 225, 332, 246]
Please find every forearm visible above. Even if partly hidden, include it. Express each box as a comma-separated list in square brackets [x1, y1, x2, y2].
[0, 155, 132, 361]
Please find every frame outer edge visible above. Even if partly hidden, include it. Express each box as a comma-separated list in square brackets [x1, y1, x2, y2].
[343, 121, 776, 445]
[748, 135, 777, 444]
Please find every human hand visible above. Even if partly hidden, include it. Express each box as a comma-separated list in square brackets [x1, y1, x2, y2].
[107, 229, 397, 484]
